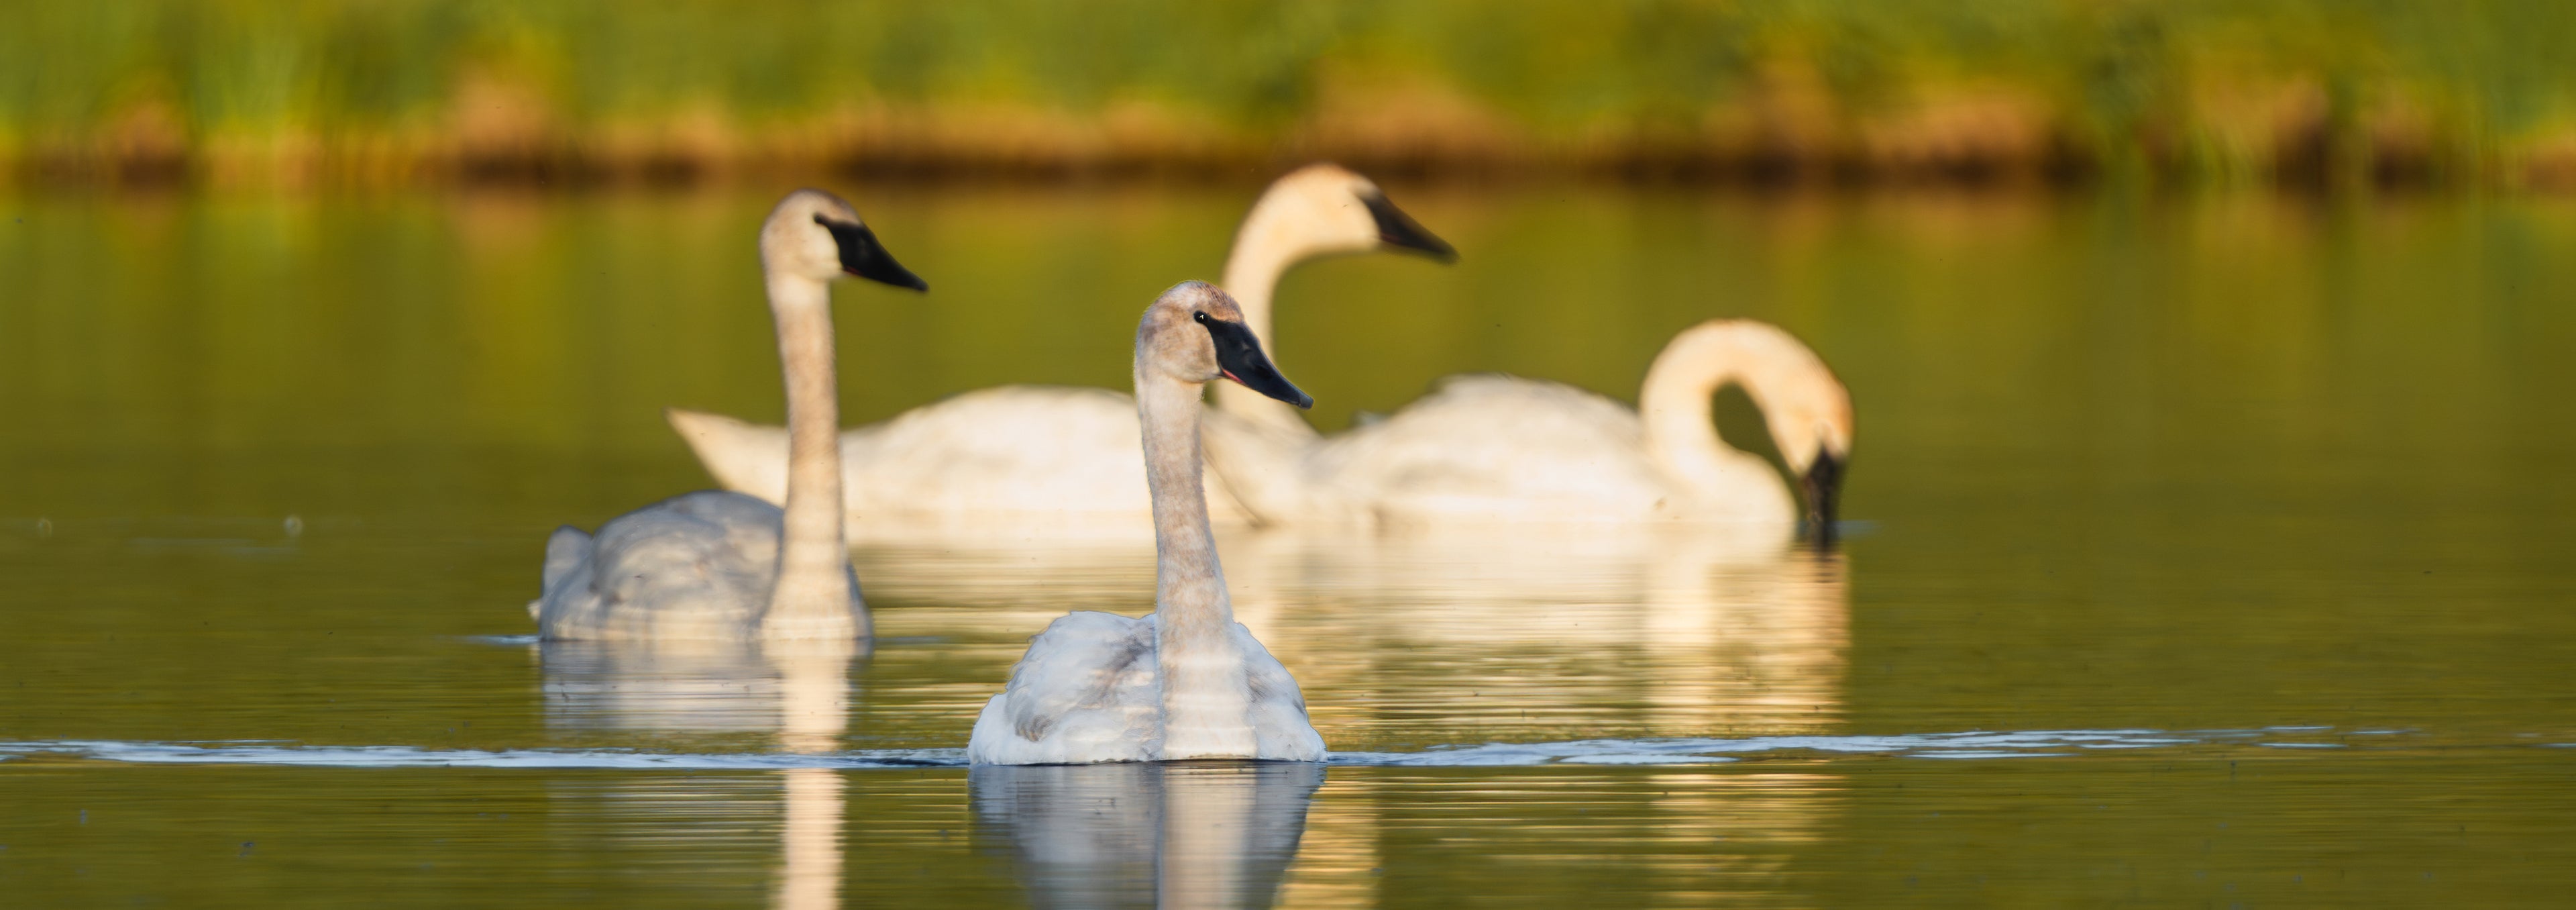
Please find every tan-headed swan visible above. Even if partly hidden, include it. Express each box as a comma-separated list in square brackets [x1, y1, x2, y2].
[531, 189, 926, 642]
[1212, 319, 1853, 539]
[664, 164, 1452, 544]
[967, 282, 1326, 764]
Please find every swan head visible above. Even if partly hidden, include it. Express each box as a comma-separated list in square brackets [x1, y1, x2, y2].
[760, 189, 928, 291]
[1644, 319, 1853, 541]
[1241, 164, 1456, 264]
[1750, 338, 1853, 544]
[1138, 281, 1312, 409]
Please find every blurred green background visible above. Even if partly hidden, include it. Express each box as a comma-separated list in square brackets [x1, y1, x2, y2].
[9, 0, 2576, 188]
[11, 5, 2576, 907]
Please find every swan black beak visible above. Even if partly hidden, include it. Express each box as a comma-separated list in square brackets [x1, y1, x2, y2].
[1197, 313, 1312, 409]
[814, 214, 929, 291]
[1360, 190, 1458, 263]
[1801, 450, 1845, 548]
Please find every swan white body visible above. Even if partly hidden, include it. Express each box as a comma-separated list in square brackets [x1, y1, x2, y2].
[968, 282, 1326, 765]
[670, 386, 1256, 542]
[533, 189, 925, 643]
[965, 611, 1324, 764]
[667, 164, 1453, 540]
[1211, 319, 1854, 532]
[533, 491, 857, 641]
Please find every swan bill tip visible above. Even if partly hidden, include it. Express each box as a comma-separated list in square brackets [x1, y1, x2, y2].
[1801, 450, 1844, 547]
[1361, 190, 1458, 262]
[813, 214, 929, 291]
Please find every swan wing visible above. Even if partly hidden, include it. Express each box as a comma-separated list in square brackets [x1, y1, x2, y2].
[1199, 407, 1311, 525]
[999, 610, 1158, 742]
[1311, 374, 1670, 521]
[849, 386, 1153, 518]
[666, 409, 791, 506]
[532, 526, 595, 619]
[1232, 623, 1327, 761]
[681, 387, 1261, 536]
[542, 491, 783, 641]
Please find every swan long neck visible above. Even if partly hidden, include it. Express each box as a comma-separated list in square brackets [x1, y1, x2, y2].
[1211, 212, 1320, 440]
[1136, 365, 1258, 758]
[1638, 327, 1778, 505]
[762, 271, 862, 640]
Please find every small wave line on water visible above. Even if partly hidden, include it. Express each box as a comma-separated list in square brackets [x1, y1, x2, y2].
[0, 726, 2409, 770]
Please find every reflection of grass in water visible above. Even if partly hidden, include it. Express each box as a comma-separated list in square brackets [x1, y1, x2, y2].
[4, 2, 2576, 185]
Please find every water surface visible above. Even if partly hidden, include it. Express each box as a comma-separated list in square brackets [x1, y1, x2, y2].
[1, 184, 2573, 907]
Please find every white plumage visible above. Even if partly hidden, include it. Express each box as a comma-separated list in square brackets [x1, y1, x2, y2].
[533, 188, 924, 643]
[967, 281, 1326, 765]
[667, 164, 1454, 541]
[1303, 375, 1697, 522]
[1211, 319, 1854, 534]
[672, 386, 1241, 543]
[965, 611, 1322, 765]
[533, 491, 850, 641]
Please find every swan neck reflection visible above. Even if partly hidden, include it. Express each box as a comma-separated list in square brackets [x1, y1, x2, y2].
[539, 640, 857, 910]
[972, 761, 1326, 909]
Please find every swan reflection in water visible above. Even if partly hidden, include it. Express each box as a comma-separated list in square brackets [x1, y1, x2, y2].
[541, 638, 859, 910]
[1226, 524, 1849, 736]
[900, 526, 1845, 905]
[972, 761, 1326, 910]
[865, 522, 1848, 738]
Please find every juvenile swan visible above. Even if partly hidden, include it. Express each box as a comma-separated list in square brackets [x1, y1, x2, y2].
[665, 164, 1452, 541]
[967, 283, 1326, 764]
[532, 189, 927, 642]
[1234, 320, 1852, 537]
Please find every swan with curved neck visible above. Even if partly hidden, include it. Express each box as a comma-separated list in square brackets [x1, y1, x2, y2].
[1212, 164, 1454, 440]
[1639, 321, 1852, 533]
[531, 189, 926, 642]
[967, 282, 1326, 764]
[1279, 319, 1851, 537]
[663, 164, 1452, 540]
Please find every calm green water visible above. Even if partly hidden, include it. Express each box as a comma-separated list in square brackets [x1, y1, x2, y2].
[2, 183, 2573, 907]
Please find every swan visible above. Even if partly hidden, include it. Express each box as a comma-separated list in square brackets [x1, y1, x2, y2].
[967, 281, 1326, 765]
[663, 164, 1453, 542]
[1210, 319, 1852, 538]
[531, 189, 927, 642]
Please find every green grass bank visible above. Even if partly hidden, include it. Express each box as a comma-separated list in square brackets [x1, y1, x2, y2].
[7, 1, 2576, 188]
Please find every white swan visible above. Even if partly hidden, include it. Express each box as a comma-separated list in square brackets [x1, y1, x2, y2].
[532, 189, 927, 642]
[1211, 319, 1852, 536]
[664, 164, 1453, 542]
[967, 282, 1326, 765]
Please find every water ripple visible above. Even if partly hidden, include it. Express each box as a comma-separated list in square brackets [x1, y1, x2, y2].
[0, 726, 2398, 770]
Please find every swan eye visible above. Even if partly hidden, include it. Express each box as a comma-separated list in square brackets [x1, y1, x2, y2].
[1192, 311, 1208, 323]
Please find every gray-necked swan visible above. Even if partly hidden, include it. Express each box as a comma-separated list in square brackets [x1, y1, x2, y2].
[664, 164, 1452, 543]
[531, 189, 927, 642]
[1216, 319, 1853, 538]
[967, 282, 1326, 764]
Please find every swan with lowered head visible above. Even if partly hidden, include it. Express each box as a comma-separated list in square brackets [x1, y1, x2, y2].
[664, 164, 1453, 542]
[531, 189, 926, 642]
[967, 282, 1326, 765]
[1214, 319, 1851, 538]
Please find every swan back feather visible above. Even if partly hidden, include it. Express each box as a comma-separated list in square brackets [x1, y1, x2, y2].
[1305, 374, 1674, 522]
[536, 491, 789, 641]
